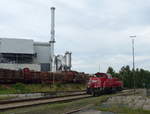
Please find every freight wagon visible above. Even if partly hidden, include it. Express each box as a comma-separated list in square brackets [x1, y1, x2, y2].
[0, 68, 89, 84]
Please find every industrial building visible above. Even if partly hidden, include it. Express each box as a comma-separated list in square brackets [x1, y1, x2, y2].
[0, 7, 72, 72]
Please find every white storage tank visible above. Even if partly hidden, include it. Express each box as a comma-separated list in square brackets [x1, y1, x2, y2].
[65, 51, 72, 70]
[56, 55, 65, 71]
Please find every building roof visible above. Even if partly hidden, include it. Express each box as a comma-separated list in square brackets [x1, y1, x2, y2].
[34, 42, 50, 46]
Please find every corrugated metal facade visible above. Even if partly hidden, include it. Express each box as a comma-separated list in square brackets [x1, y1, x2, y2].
[33, 42, 51, 64]
[0, 38, 34, 54]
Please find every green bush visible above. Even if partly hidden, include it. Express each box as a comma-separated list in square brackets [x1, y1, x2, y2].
[12, 83, 30, 93]
[0, 85, 6, 91]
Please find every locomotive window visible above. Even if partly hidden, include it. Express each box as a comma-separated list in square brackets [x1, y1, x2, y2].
[96, 75, 103, 77]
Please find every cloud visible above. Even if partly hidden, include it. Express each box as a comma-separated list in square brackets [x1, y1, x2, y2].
[0, 0, 150, 73]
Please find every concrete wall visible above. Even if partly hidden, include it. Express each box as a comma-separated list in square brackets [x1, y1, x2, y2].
[0, 63, 41, 71]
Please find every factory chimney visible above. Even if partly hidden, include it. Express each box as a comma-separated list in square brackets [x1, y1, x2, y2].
[50, 7, 56, 71]
[50, 7, 55, 43]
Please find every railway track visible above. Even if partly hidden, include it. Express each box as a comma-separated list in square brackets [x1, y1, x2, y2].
[0, 91, 86, 104]
[65, 89, 135, 114]
[0, 89, 134, 112]
[0, 91, 91, 111]
[0, 90, 86, 102]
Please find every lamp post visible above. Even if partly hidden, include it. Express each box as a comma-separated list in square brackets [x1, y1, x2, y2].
[130, 35, 136, 95]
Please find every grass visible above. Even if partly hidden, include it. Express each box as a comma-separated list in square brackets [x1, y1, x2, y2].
[98, 106, 150, 114]
[0, 83, 86, 94]
[1, 95, 109, 114]
[0, 96, 16, 100]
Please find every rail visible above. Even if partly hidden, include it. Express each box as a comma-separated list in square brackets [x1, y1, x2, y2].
[0, 91, 91, 111]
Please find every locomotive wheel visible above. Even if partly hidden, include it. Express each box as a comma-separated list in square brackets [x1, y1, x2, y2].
[86, 88, 91, 94]
[91, 89, 96, 96]
[118, 87, 123, 91]
[112, 87, 117, 93]
[91, 90, 96, 96]
[97, 88, 102, 96]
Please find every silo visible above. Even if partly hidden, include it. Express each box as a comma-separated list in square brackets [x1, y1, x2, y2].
[65, 51, 72, 71]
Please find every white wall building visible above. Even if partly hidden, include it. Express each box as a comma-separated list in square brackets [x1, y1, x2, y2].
[0, 38, 72, 72]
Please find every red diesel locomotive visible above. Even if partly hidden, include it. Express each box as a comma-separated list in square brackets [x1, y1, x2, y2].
[86, 72, 123, 96]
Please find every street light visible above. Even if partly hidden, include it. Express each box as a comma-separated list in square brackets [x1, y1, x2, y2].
[99, 64, 100, 72]
[130, 35, 136, 95]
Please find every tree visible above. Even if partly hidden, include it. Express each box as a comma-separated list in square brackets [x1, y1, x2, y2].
[106, 65, 150, 89]
[119, 65, 133, 88]
[107, 66, 116, 77]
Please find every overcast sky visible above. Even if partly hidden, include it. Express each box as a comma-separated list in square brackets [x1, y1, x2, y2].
[0, 0, 150, 73]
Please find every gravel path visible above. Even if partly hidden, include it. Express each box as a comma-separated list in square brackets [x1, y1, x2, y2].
[103, 95, 150, 110]
[73, 109, 114, 114]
